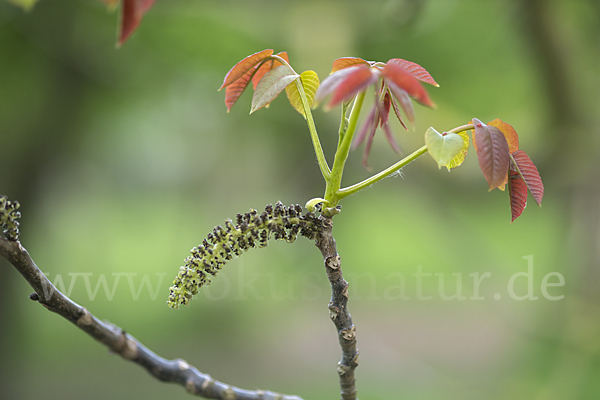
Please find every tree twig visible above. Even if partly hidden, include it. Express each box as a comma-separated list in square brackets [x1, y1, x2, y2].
[0, 236, 303, 400]
[315, 215, 359, 400]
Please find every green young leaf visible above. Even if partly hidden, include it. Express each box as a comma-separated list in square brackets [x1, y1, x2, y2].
[252, 52, 290, 89]
[425, 127, 464, 169]
[285, 70, 320, 118]
[444, 131, 469, 171]
[250, 65, 299, 114]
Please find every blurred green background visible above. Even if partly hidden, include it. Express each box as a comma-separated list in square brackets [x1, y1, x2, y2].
[1, 0, 599, 399]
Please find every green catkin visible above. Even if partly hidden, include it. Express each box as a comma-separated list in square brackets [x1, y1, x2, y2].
[167, 202, 322, 309]
[0, 195, 21, 241]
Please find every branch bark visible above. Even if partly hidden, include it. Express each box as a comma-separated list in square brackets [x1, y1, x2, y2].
[315, 215, 359, 400]
[0, 237, 303, 400]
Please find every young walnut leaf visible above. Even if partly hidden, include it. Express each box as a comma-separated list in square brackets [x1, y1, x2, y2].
[252, 52, 289, 90]
[388, 86, 415, 125]
[327, 66, 378, 108]
[285, 70, 320, 118]
[330, 57, 370, 73]
[511, 150, 544, 206]
[444, 131, 470, 170]
[488, 118, 519, 153]
[473, 118, 519, 190]
[224, 69, 255, 113]
[118, 0, 156, 47]
[387, 88, 409, 130]
[387, 58, 439, 87]
[382, 63, 435, 108]
[250, 65, 299, 114]
[220, 49, 274, 90]
[508, 171, 528, 222]
[472, 118, 510, 190]
[425, 127, 464, 169]
[315, 66, 369, 108]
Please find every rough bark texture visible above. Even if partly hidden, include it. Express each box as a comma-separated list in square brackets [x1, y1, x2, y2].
[315, 215, 359, 400]
[0, 237, 303, 400]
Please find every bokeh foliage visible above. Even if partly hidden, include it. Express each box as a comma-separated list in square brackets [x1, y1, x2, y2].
[1, 0, 599, 399]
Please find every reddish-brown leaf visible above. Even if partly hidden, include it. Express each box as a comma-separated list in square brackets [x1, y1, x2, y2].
[357, 107, 378, 168]
[387, 58, 439, 87]
[380, 93, 400, 154]
[387, 85, 415, 126]
[118, 0, 156, 47]
[511, 150, 544, 206]
[473, 118, 510, 190]
[508, 171, 528, 222]
[387, 88, 408, 131]
[327, 66, 377, 108]
[220, 49, 274, 90]
[252, 52, 289, 90]
[382, 63, 435, 108]
[224, 68, 254, 112]
[331, 57, 370, 74]
[488, 118, 519, 153]
[316, 66, 361, 105]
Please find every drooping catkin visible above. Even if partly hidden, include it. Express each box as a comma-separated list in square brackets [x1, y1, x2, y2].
[0, 195, 21, 241]
[168, 202, 321, 309]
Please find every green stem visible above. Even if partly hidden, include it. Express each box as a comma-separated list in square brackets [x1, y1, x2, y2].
[270, 54, 331, 180]
[324, 90, 366, 206]
[449, 123, 474, 134]
[337, 101, 351, 149]
[337, 145, 428, 199]
[336, 123, 475, 200]
[295, 78, 331, 180]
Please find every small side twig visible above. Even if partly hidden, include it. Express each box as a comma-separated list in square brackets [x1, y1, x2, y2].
[315, 215, 359, 400]
[0, 237, 303, 400]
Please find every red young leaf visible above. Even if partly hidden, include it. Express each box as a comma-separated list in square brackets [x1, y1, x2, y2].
[252, 52, 289, 90]
[473, 118, 510, 190]
[220, 49, 274, 90]
[357, 107, 378, 168]
[382, 63, 435, 108]
[331, 57, 370, 74]
[224, 68, 254, 112]
[508, 171, 528, 222]
[327, 66, 377, 108]
[379, 93, 401, 154]
[387, 85, 415, 126]
[119, 0, 156, 47]
[387, 58, 439, 87]
[316, 66, 362, 105]
[488, 118, 519, 153]
[387, 88, 408, 130]
[511, 150, 544, 206]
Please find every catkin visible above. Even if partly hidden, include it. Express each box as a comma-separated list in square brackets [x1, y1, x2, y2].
[0, 195, 21, 241]
[168, 202, 321, 309]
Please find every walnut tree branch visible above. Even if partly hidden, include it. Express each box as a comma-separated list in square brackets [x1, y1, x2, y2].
[315, 215, 359, 400]
[0, 236, 303, 400]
